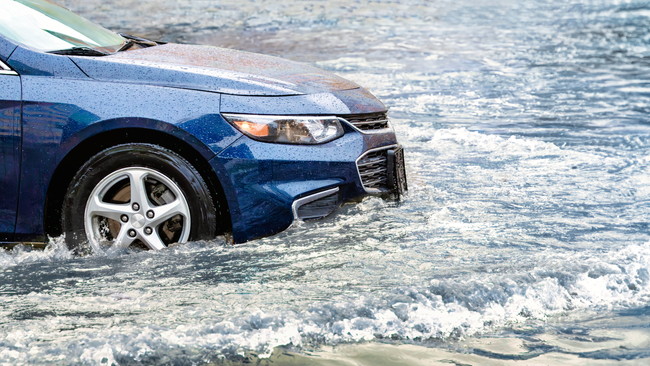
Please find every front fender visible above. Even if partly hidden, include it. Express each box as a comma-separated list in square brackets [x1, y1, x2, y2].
[55, 117, 226, 164]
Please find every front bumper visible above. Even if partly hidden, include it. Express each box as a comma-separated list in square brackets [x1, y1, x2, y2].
[208, 126, 400, 243]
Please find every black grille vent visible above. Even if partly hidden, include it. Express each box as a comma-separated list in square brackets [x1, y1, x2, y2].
[341, 112, 389, 131]
[357, 149, 389, 190]
[297, 193, 339, 220]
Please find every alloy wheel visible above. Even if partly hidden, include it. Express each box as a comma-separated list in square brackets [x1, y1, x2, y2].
[83, 167, 191, 250]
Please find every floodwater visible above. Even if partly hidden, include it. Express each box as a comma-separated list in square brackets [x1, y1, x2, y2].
[2, 0, 650, 364]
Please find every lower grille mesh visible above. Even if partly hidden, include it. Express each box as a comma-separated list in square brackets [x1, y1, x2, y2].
[357, 150, 389, 190]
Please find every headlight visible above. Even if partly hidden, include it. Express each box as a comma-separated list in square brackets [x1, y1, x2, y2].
[223, 114, 344, 144]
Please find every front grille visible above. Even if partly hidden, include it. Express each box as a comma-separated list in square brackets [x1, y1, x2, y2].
[357, 149, 389, 190]
[341, 112, 389, 131]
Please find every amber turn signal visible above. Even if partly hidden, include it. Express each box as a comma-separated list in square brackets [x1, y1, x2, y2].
[233, 120, 270, 137]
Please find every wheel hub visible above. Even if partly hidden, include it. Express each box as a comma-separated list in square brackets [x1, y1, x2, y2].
[131, 213, 146, 229]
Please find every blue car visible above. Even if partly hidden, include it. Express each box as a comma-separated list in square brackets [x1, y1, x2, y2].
[0, 0, 406, 253]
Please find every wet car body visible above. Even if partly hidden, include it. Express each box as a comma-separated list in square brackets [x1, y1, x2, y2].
[0, 5, 404, 248]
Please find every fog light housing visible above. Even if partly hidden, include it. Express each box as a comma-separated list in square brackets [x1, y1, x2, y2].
[292, 188, 340, 221]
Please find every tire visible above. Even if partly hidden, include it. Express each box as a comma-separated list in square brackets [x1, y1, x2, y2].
[62, 143, 217, 254]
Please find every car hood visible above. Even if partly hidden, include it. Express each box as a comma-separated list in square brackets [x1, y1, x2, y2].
[71, 43, 360, 96]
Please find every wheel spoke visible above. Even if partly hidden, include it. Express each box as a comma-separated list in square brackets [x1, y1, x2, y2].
[126, 169, 150, 210]
[140, 231, 166, 250]
[149, 199, 188, 227]
[87, 196, 129, 221]
[112, 224, 135, 249]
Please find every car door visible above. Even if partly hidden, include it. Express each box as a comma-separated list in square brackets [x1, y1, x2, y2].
[0, 59, 21, 241]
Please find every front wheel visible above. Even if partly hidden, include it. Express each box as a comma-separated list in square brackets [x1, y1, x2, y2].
[62, 143, 217, 254]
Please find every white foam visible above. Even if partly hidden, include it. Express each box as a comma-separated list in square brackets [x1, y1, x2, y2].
[3, 242, 648, 363]
[0, 236, 72, 269]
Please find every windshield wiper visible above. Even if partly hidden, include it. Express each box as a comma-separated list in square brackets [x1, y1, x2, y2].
[119, 33, 160, 48]
[49, 47, 109, 56]
[118, 40, 135, 52]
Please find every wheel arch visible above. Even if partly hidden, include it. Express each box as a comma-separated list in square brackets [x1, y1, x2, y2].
[45, 126, 232, 239]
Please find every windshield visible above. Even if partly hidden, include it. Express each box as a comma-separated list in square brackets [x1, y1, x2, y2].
[0, 0, 125, 53]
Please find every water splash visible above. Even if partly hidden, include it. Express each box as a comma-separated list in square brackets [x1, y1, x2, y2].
[0, 236, 72, 268]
